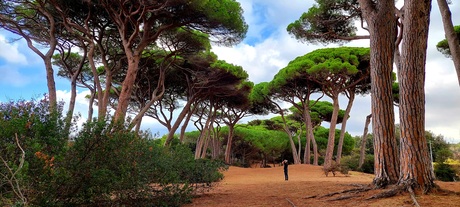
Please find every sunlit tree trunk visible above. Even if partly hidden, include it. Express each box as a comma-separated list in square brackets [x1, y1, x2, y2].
[398, 0, 436, 192]
[114, 54, 141, 122]
[336, 91, 355, 164]
[303, 103, 318, 165]
[358, 0, 399, 187]
[274, 103, 301, 164]
[179, 106, 195, 142]
[324, 94, 340, 168]
[225, 124, 236, 163]
[165, 97, 195, 145]
[87, 42, 105, 120]
[437, 0, 460, 86]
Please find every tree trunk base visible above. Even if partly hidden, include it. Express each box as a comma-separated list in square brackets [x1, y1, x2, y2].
[303, 182, 457, 205]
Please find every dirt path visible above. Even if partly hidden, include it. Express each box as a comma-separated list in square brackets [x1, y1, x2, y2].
[184, 165, 460, 207]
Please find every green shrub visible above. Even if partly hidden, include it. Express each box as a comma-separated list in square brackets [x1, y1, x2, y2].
[434, 163, 459, 182]
[1, 98, 226, 207]
[0, 98, 68, 206]
[340, 154, 374, 174]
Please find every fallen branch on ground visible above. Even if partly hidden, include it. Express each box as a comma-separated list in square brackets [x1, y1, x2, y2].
[286, 198, 296, 207]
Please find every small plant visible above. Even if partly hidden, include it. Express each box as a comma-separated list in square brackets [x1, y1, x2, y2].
[323, 161, 349, 177]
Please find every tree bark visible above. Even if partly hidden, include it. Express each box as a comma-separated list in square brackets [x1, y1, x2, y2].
[336, 92, 355, 164]
[324, 94, 340, 168]
[224, 124, 236, 164]
[114, 54, 141, 122]
[398, 0, 436, 192]
[437, 0, 460, 86]
[278, 103, 302, 164]
[359, 114, 372, 169]
[303, 102, 319, 165]
[164, 97, 195, 145]
[358, 0, 400, 187]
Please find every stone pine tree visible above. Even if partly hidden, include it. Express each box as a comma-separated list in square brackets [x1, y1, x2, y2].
[269, 61, 323, 165]
[398, 0, 436, 193]
[251, 82, 309, 164]
[301, 47, 370, 169]
[96, 0, 248, 123]
[288, 0, 399, 187]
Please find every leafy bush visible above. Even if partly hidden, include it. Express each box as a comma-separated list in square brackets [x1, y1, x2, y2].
[0, 97, 68, 206]
[340, 154, 374, 174]
[434, 163, 459, 182]
[1, 98, 226, 207]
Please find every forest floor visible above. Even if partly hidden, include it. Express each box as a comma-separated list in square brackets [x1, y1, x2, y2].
[184, 164, 460, 207]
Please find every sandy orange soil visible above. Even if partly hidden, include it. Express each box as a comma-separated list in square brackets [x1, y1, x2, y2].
[184, 164, 460, 207]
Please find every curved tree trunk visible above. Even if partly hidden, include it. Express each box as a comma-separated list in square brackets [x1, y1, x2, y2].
[280, 107, 301, 164]
[87, 42, 105, 121]
[336, 92, 355, 164]
[303, 105, 318, 165]
[359, 114, 372, 169]
[324, 94, 340, 168]
[437, 0, 460, 86]
[114, 54, 141, 122]
[398, 0, 435, 192]
[64, 76, 77, 135]
[358, 0, 400, 188]
[179, 107, 195, 142]
[165, 98, 195, 145]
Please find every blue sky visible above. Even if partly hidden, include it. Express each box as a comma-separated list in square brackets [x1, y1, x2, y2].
[1, 0, 460, 143]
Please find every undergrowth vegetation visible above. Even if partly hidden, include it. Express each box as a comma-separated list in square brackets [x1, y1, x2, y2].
[0, 98, 226, 206]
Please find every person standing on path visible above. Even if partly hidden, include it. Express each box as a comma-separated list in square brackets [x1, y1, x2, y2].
[282, 160, 289, 181]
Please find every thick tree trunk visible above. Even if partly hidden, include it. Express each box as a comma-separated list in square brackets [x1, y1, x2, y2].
[303, 106, 318, 165]
[287, 129, 301, 164]
[358, 0, 400, 188]
[22, 32, 58, 111]
[224, 124, 235, 164]
[324, 94, 340, 168]
[311, 130, 319, 165]
[114, 55, 140, 122]
[336, 92, 355, 164]
[44, 58, 57, 110]
[398, 0, 436, 192]
[359, 114, 372, 169]
[437, 0, 460, 86]
[179, 108, 194, 142]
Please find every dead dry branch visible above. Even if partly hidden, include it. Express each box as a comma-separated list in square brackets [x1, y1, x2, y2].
[286, 198, 296, 207]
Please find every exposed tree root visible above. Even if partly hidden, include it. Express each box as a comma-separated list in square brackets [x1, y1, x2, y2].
[408, 186, 420, 207]
[286, 198, 296, 207]
[304, 181, 457, 206]
[365, 185, 404, 200]
[321, 185, 372, 198]
[327, 194, 362, 201]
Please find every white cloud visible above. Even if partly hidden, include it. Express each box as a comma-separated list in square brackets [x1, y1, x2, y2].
[212, 0, 460, 144]
[0, 35, 27, 64]
[1, 1, 459, 144]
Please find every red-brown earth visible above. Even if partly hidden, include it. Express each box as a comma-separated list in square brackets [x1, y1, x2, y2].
[184, 164, 460, 207]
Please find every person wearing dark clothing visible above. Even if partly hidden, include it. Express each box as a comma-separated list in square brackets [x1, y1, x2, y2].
[282, 160, 288, 181]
